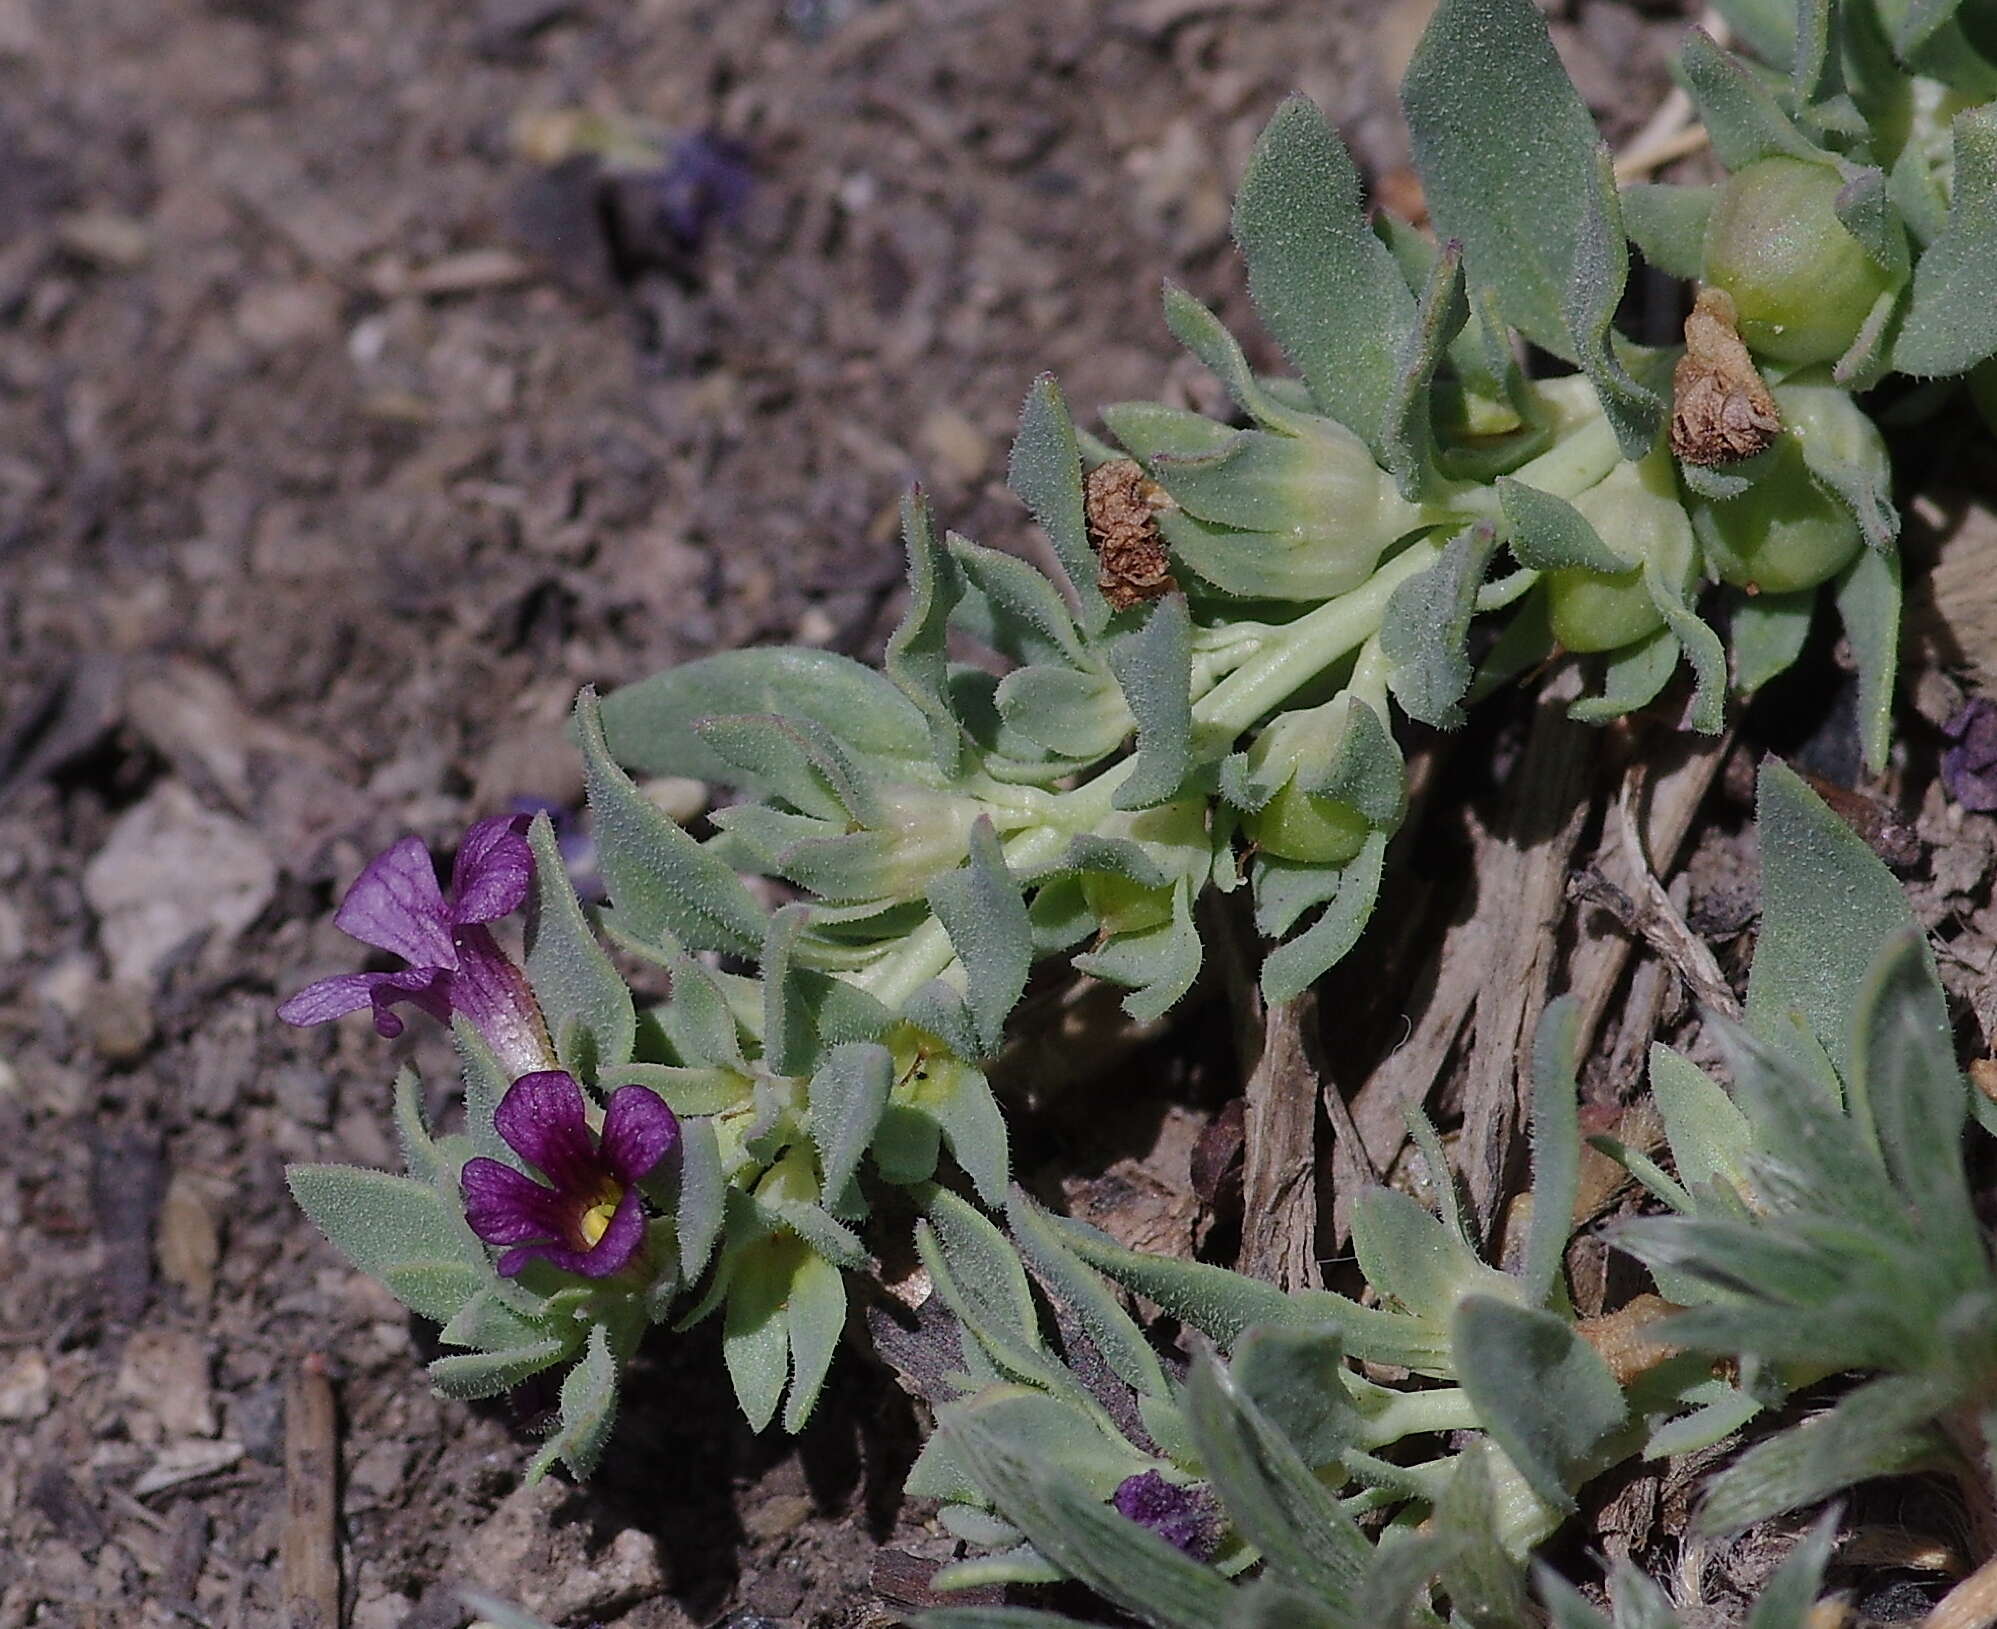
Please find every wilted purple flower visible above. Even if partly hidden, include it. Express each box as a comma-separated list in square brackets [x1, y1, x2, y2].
[1944, 699, 1997, 813]
[653, 132, 753, 250]
[1112, 1470, 1220, 1560]
[278, 814, 555, 1079]
[460, 1071, 679, 1279]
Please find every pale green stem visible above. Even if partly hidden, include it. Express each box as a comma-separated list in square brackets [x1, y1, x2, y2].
[1194, 537, 1441, 736]
[848, 763, 1136, 1008]
[1356, 1384, 1482, 1449]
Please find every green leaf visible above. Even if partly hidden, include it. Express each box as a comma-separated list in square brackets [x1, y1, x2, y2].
[1498, 478, 1629, 575]
[1401, 0, 1661, 452]
[1747, 759, 1931, 1082]
[1452, 1297, 1627, 1510]
[1052, 1210, 1451, 1372]
[1893, 106, 1997, 375]
[528, 1324, 620, 1479]
[1523, 996, 1582, 1309]
[1227, 1325, 1354, 1469]
[1383, 240, 1469, 498]
[1006, 1190, 1171, 1401]
[933, 1064, 1012, 1207]
[577, 688, 766, 957]
[944, 1414, 1235, 1629]
[1696, 1372, 1950, 1532]
[1432, 1443, 1534, 1623]
[1568, 627, 1681, 725]
[724, 1240, 798, 1432]
[1161, 282, 1319, 435]
[1850, 933, 1979, 1262]
[808, 1041, 894, 1214]
[1260, 829, 1387, 1004]
[1730, 589, 1814, 692]
[1010, 375, 1112, 636]
[1744, 1510, 1841, 1629]
[1383, 523, 1497, 729]
[288, 1164, 484, 1305]
[928, 818, 1033, 1054]
[917, 1612, 1100, 1629]
[393, 1068, 442, 1186]
[1181, 1350, 1372, 1609]
[1619, 182, 1714, 280]
[1890, 0, 1973, 62]
[1104, 595, 1195, 810]
[676, 1115, 726, 1283]
[1308, 698, 1407, 829]
[1648, 1043, 1754, 1201]
[996, 663, 1130, 762]
[595, 647, 933, 783]
[1073, 877, 1205, 1021]
[948, 531, 1091, 668]
[1231, 95, 1417, 462]
[1833, 543, 1901, 777]
[1643, 559, 1727, 733]
[523, 814, 634, 1081]
[1352, 1186, 1499, 1326]
[782, 1248, 847, 1432]
[888, 487, 966, 773]
[429, 1337, 573, 1401]
[1675, 29, 1826, 169]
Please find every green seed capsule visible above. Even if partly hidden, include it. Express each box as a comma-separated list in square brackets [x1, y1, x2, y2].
[1702, 157, 1894, 367]
[1542, 445, 1698, 654]
[1546, 564, 1665, 653]
[1689, 382, 1877, 594]
[1246, 779, 1370, 866]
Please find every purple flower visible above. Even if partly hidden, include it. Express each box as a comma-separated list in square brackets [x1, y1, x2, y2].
[1113, 1471, 1220, 1560]
[654, 132, 753, 250]
[1944, 699, 1997, 813]
[278, 815, 555, 1079]
[460, 1071, 680, 1279]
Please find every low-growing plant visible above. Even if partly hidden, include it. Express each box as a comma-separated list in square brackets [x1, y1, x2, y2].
[902, 760, 1994, 1624]
[277, 0, 1997, 1614]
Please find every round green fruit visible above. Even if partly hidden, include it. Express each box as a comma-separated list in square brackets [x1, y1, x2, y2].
[1702, 157, 1894, 366]
[1689, 446, 1861, 594]
[1247, 780, 1370, 865]
[1546, 564, 1666, 653]
[1688, 381, 1876, 594]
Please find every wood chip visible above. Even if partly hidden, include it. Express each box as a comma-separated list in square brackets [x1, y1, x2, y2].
[282, 1356, 341, 1629]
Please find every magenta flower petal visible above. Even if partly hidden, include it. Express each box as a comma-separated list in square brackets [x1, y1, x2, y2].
[460, 1156, 569, 1245]
[451, 925, 557, 1078]
[1113, 1472, 1220, 1559]
[277, 968, 451, 1037]
[499, 1184, 648, 1279]
[277, 972, 390, 1027]
[599, 1086, 680, 1185]
[332, 836, 457, 970]
[493, 1070, 600, 1192]
[450, 814, 535, 924]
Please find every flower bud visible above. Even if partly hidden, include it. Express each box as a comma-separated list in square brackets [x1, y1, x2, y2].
[1702, 157, 1896, 366]
[1688, 382, 1879, 594]
[1107, 402, 1424, 599]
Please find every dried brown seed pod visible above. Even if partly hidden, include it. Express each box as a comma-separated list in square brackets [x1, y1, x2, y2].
[1671, 286, 1784, 467]
[1084, 458, 1177, 610]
